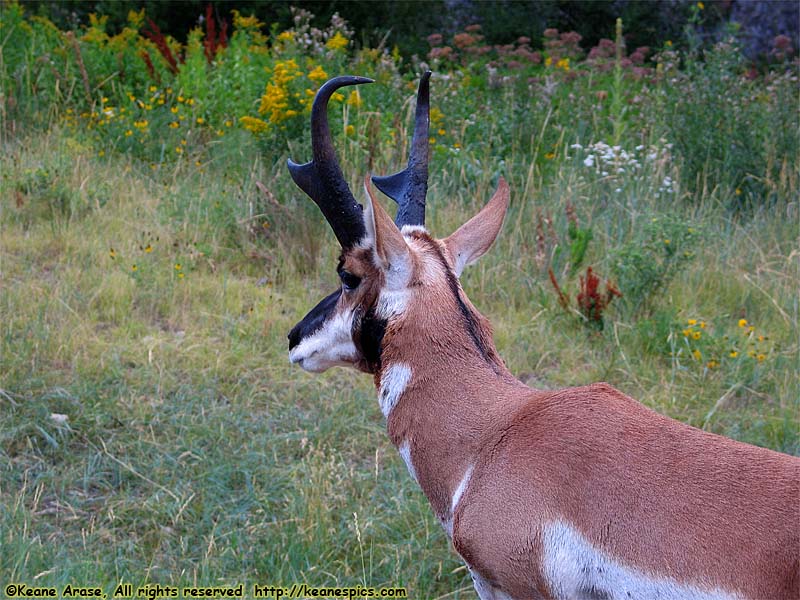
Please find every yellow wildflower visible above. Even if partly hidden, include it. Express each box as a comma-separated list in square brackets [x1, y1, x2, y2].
[729, 350, 738, 358]
[347, 90, 362, 108]
[124, 130, 133, 137]
[692, 349, 701, 361]
[232, 10, 264, 31]
[545, 152, 556, 160]
[171, 106, 179, 114]
[692, 331, 701, 340]
[258, 83, 290, 124]
[545, 56, 553, 67]
[756, 353, 766, 362]
[169, 121, 180, 129]
[240, 116, 270, 134]
[738, 319, 747, 328]
[430, 107, 444, 126]
[687, 319, 697, 326]
[326, 32, 349, 51]
[175, 146, 183, 154]
[272, 59, 300, 86]
[149, 85, 157, 93]
[277, 30, 294, 42]
[144, 244, 153, 253]
[128, 9, 145, 28]
[697, 2, 704, 9]
[556, 57, 570, 71]
[196, 117, 205, 124]
[438, 128, 446, 136]
[308, 65, 329, 84]
[346, 124, 355, 136]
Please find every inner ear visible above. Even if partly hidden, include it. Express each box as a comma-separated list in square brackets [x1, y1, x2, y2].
[444, 177, 510, 277]
[363, 176, 411, 283]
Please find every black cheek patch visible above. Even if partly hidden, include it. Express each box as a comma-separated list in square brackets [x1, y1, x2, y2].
[352, 306, 386, 372]
[288, 289, 342, 350]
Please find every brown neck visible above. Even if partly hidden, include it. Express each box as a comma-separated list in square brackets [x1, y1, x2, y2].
[376, 310, 529, 522]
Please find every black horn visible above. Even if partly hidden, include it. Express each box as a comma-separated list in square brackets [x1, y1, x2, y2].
[288, 75, 373, 248]
[373, 71, 431, 227]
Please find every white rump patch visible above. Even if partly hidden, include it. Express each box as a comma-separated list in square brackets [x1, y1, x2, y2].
[378, 363, 412, 417]
[542, 521, 741, 600]
[288, 309, 358, 373]
[398, 439, 417, 483]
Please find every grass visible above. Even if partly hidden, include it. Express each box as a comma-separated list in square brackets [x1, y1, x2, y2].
[2, 114, 797, 597]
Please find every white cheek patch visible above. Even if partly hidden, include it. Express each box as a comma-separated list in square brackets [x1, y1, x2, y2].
[542, 521, 741, 600]
[398, 439, 418, 483]
[288, 309, 359, 373]
[376, 288, 409, 319]
[378, 363, 412, 417]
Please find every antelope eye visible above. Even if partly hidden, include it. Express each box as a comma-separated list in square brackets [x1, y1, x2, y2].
[339, 270, 361, 291]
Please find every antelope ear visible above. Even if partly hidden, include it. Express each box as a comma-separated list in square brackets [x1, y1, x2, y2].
[363, 176, 411, 286]
[444, 177, 509, 277]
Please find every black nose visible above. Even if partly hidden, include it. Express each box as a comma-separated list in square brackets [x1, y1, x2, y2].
[288, 323, 302, 351]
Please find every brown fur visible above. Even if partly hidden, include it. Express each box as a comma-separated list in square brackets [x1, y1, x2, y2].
[316, 180, 800, 599]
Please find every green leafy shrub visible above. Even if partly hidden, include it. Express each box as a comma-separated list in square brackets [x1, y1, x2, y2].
[611, 215, 703, 316]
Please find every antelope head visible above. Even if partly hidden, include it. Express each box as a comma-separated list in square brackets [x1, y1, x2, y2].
[287, 72, 509, 376]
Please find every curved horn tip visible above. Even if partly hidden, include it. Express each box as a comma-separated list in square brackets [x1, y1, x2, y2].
[322, 75, 374, 88]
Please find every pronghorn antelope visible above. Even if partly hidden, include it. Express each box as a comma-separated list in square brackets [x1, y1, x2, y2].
[286, 73, 800, 600]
